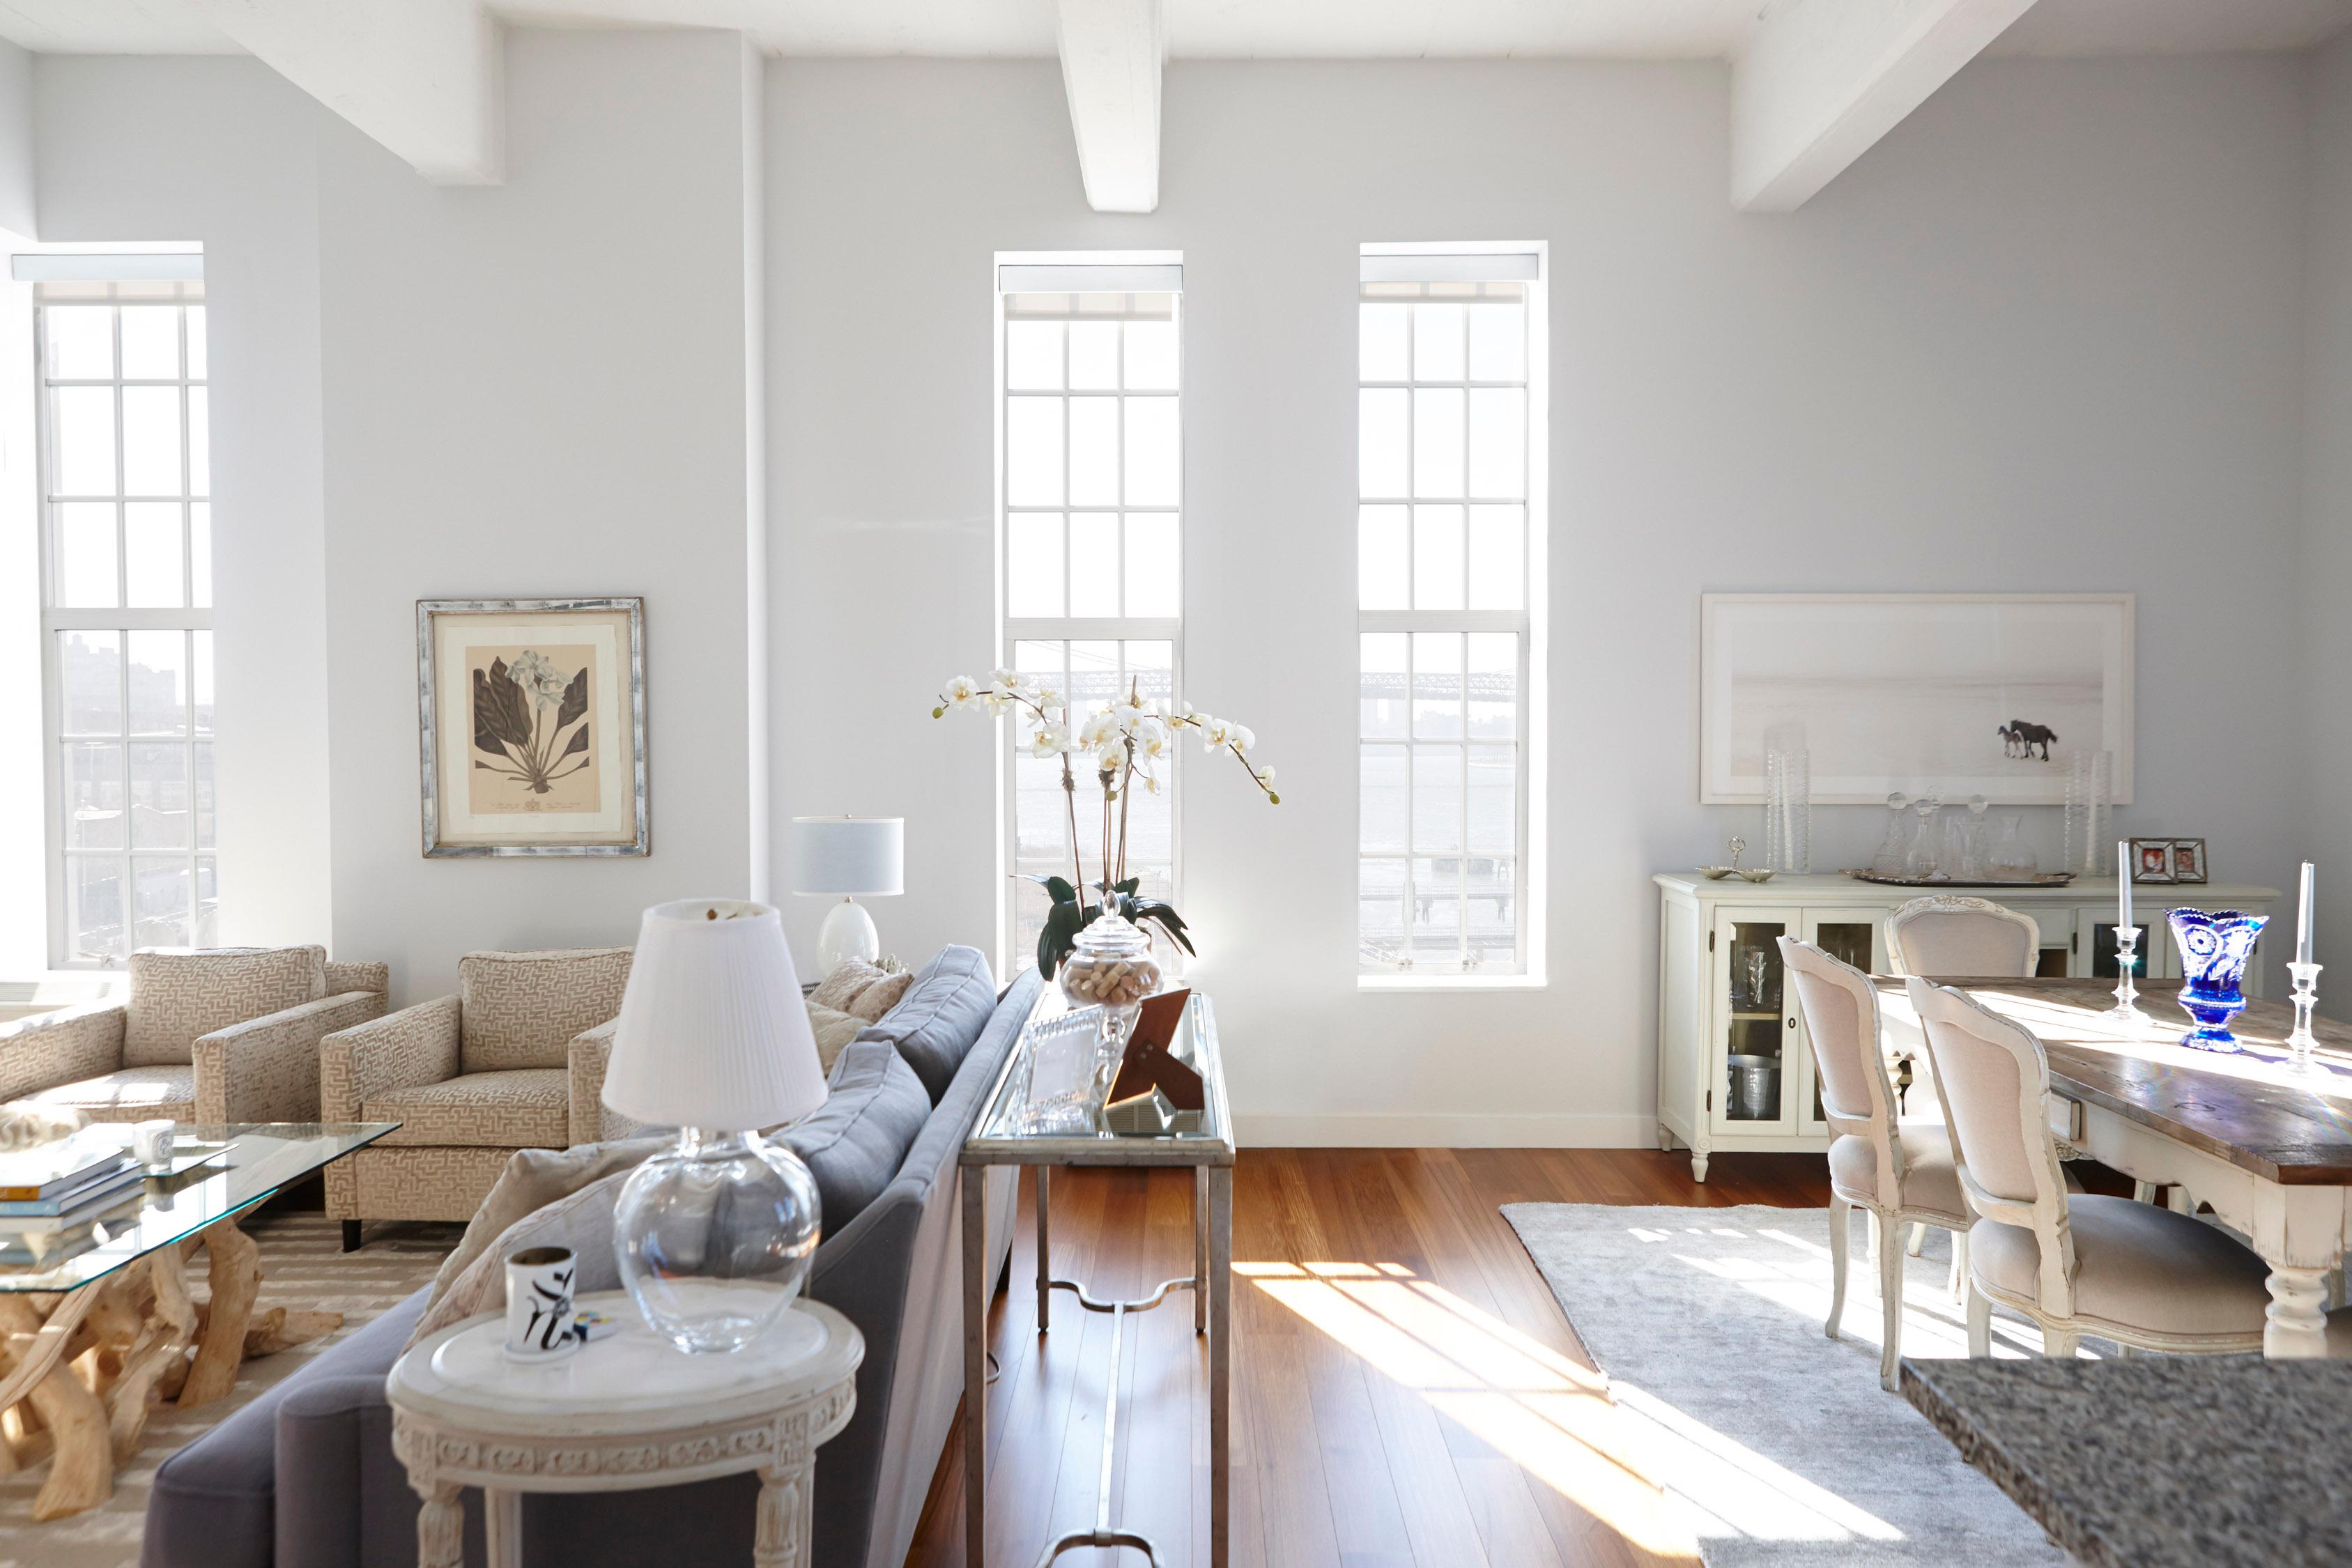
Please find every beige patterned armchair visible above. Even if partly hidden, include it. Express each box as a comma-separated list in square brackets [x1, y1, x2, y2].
[321, 948, 631, 1250]
[0, 946, 388, 1126]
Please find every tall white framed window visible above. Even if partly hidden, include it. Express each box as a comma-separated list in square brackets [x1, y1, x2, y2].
[997, 256, 1183, 975]
[36, 277, 215, 967]
[1358, 248, 1546, 983]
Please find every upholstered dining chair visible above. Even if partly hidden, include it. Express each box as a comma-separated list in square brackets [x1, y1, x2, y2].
[1778, 937, 1971, 1390]
[1886, 895, 2039, 979]
[0, 945, 387, 1125]
[1907, 975, 2273, 1360]
[321, 948, 631, 1250]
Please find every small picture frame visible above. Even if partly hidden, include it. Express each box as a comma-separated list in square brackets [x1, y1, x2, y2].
[417, 597, 650, 857]
[2128, 839, 2177, 885]
[2169, 838, 2208, 884]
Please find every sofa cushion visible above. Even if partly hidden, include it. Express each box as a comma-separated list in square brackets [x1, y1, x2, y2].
[31, 1065, 194, 1123]
[364, 1068, 570, 1148]
[125, 946, 325, 1068]
[143, 1283, 429, 1568]
[854, 946, 997, 1105]
[781, 1040, 929, 1236]
[809, 958, 902, 1015]
[458, 948, 632, 1072]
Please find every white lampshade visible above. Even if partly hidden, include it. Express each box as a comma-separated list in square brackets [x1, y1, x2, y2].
[792, 816, 904, 897]
[602, 899, 827, 1132]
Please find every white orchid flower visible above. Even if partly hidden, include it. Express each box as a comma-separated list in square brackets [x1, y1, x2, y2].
[1077, 709, 1122, 749]
[1131, 718, 1173, 765]
[1118, 686, 1157, 714]
[941, 675, 981, 709]
[1029, 723, 1070, 757]
[1093, 743, 1125, 776]
[990, 668, 1021, 691]
[1256, 765, 1276, 785]
[1230, 723, 1256, 755]
[1200, 717, 1235, 750]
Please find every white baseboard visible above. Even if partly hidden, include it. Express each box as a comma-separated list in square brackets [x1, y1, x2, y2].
[1231, 1112, 1657, 1149]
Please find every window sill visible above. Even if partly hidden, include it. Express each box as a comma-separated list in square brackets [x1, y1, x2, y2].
[1358, 973, 1546, 993]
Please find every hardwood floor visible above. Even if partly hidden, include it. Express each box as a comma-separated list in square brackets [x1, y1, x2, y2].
[905, 1148, 1833, 1568]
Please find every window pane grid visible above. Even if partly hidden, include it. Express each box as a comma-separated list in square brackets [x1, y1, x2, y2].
[1358, 269, 1532, 976]
[1001, 279, 1182, 980]
[38, 282, 213, 967]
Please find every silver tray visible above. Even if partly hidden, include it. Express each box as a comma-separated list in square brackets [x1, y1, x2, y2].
[1843, 870, 2076, 889]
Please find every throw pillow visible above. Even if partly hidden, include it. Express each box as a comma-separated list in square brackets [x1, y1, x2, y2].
[846, 969, 914, 1022]
[855, 945, 997, 1105]
[809, 958, 891, 1014]
[408, 1168, 636, 1346]
[779, 1039, 928, 1236]
[123, 946, 326, 1068]
[806, 1001, 866, 1074]
[420, 1135, 670, 1320]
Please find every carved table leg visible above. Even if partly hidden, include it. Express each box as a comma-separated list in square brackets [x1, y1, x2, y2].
[417, 1482, 465, 1568]
[0, 1292, 113, 1519]
[101, 1249, 199, 1461]
[753, 1454, 816, 1568]
[485, 1487, 523, 1568]
[2263, 1266, 2333, 1359]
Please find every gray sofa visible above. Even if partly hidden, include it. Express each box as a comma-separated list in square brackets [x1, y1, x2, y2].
[142, 952, 1038, 1568]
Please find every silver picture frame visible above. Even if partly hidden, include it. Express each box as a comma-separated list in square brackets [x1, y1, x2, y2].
[416, 597, 650, 858]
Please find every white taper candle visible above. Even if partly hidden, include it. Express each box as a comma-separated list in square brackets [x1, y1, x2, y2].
[2297, 861, 2314, 966]
[2118, 840, 2132, 935]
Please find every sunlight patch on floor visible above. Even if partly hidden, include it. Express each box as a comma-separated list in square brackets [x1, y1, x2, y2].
[1243, 1256, 1913, 1551]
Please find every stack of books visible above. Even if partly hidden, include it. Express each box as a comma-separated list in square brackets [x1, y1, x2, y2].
[0, 1128, 146, 1266]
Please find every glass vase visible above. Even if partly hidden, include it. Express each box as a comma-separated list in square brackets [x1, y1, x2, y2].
[2063, 751, 2112, 876]
[1058, 909, 1163, 1049]
[1985, 815, 2037, 882]
[1763, 748, 1811, 873]
[2167, 908, 2267, 1051]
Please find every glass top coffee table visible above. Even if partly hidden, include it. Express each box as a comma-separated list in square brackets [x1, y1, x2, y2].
[0, 1120, 397, 1521]
[959, 990, 1233, 1567]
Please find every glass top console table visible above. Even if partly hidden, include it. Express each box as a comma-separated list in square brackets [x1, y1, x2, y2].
[0, 1121, 397, 1520]
[960, 989, 1233, 1567]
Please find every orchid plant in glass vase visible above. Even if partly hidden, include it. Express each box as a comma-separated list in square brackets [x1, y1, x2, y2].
[933, 668, 1277, 1039]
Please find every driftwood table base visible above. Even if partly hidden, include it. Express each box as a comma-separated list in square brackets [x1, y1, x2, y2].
[0, 1213, 340, 1520]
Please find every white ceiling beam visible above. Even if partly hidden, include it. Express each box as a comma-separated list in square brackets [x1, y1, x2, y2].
[183, 0, 502, 185]
[1730, 0, 2038, 213]
[1056, 0, 1162, 215]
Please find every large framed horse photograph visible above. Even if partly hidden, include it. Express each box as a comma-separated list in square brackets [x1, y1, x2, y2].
[416, 597, 650, 856]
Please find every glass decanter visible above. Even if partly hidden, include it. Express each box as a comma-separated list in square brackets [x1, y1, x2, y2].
[1904, 797, 1944, 880]
[1986, 814, 2038, 882]
[1870, 793, 1912, 877]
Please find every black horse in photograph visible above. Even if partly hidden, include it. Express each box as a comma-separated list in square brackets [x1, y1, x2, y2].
[1998, 720, 2059, 760]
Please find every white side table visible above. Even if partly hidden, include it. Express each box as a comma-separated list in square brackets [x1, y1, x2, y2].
[387, 1291, 863, 1568]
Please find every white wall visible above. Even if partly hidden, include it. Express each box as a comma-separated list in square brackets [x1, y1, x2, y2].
[314, 29, 767, 997]
[2303, 34, 2352, 980]
[770, 55, 2309, 1144]
[36, 58, 334, 959]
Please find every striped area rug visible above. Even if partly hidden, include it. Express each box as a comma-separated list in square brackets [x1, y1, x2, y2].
[0, 1207, 461, 1568]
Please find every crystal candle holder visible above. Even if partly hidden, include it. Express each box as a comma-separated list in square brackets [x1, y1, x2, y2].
[2284, 960, 2327, 1075]
[2109, 926, 2142, 1017]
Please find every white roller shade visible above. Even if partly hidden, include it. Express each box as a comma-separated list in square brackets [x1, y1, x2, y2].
[1360, 252, 1539, 284]
[998, 262, 1181, 293]
[13, 252, 203, 282]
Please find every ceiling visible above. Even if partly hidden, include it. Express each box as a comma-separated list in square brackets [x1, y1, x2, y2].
[3, 0, 2349, 61]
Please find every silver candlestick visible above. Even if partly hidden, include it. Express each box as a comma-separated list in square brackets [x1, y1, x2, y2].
[2110, 926, 2142, 1016]
[2284, 960, 2326, 1074]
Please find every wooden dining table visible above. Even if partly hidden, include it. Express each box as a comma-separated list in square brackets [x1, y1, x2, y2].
[1873, 976, 2352, 1360]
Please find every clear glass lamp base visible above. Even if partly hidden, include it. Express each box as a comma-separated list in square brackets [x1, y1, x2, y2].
[613, 1128, 820, 1354]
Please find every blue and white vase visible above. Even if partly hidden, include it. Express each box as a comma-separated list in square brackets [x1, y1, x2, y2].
[2166, 908, 2267, 1052]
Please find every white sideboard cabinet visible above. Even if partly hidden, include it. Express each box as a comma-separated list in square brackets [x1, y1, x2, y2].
[1653, 873, 2280, 1182]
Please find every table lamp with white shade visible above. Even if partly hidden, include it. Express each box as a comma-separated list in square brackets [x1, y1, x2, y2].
[604, 899, 830, 1354]
[792, 815, 904, 973]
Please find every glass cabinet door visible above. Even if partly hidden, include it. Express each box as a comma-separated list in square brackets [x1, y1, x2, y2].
[1713, 908, 1800, 1134]
[2075, 905, 2150, 983]
[1797, 913, 1880, 1135]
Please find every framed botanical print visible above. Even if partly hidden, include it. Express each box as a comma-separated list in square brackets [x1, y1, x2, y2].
[417, 598, 648, 856]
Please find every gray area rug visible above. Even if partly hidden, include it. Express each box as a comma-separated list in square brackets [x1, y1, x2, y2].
[1501, 1202, 2063, 1568]
[0, 1209, 458, 1568]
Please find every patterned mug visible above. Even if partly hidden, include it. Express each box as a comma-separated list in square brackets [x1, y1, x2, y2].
[503, 1245, 579, 1360]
